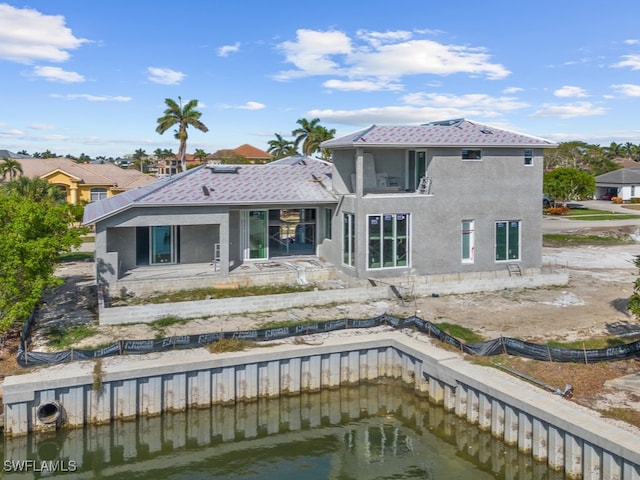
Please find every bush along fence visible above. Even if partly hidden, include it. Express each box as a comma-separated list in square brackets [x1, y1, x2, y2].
[17, 314, 640, 368]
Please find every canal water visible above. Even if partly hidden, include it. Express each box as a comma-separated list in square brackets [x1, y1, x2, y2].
[2, 381, 566, 479]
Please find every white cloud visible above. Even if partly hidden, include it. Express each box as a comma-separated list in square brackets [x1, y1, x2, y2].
[323, 79, 403, 92]
[147, 67, 186, 85]
[0, 129, 24, 137]
[624, 39, 639, 45]
[613, 54, 640, 70]
[355, 29, 413, 47]
[402, 92, 527, 112]
[50, 93, 132, 102]
[274, 29, 510, 88]
[275, 29, 352, 80]
[220, 101, 266, 110]
[308, 105, 468, 125]
[0, 4, 87, 63]
[611, 83, 640, 96]
[531, 102, 606, 119]
[28, 123, 56, 130]
[218, 42, 240, 57]
[554, 86, 589, 98]
[503, 87, 524, 94]
[33, 66, 84, 83]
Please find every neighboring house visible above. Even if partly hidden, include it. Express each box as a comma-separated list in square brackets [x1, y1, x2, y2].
[207, 144, 273, 164]
[0, 149, 31, 159]
[83, 119, 556, 292]
[595, 167, 640, 201]
[15, 157, 156, 204]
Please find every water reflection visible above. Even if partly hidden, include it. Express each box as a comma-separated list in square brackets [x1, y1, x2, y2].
[2, 382, 565, 479]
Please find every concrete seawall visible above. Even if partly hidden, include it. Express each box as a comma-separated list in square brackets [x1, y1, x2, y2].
[3, 331, 638, 478]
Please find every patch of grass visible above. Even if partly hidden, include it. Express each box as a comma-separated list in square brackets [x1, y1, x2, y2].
[208, 338, 254, 353]
[57, 251, 94, 263]
[600, 407, 640, 426]
[148, 315, 185, 338]
[122, 284, 316, 305]
[48, 325, 98, 349]
[543, 233, 633, 247]
[433, 322, 485, 344]
[259, 318, 317, 329]
[546, 337, 626, 350]
[569, 214, 640, 221]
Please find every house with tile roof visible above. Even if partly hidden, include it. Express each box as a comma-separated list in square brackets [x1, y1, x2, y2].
[595, 166, 640, 201]
[207, 144, 273, 164]
[83, 119, 556, 294]
[15, 157, 156, 204]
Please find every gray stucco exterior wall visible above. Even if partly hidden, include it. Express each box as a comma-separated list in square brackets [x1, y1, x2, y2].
[321, 146, 543, 280]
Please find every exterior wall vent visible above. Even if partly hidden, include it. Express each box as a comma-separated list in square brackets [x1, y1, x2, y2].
[207, 165, 240, 174]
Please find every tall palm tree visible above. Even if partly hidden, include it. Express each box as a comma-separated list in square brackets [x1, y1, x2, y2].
[0, 157, 24, 181]
[267, 133, 298, 159]
[292, 118, 321, 156]
[307, 125, 336, 160]
[156, 97, 209, 172]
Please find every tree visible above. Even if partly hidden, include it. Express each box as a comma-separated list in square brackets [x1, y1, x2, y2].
[543, 167, 596, 205]
[267, 133, 298, 159]
[132, 148, 148, 172]
[291, 118, 335, 157]
[3, 176, 66, 203]
[0, 193, 83, 331]
[156, 97, 209, 173]
[193, 148, 209, 164]
[292, 118, 321, 156]
[0, 157, 24, 181]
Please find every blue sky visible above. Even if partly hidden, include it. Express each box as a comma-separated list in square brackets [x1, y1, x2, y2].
[2, 1, 640, 159]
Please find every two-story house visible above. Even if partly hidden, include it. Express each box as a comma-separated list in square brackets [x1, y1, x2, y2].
[318, 119, 556, 281]
[83, 119, 556, 294]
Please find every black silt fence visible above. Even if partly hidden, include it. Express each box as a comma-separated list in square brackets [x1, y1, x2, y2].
[17, 314, 640, 368]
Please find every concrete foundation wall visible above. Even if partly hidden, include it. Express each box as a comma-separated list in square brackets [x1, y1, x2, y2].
[100, 269, 568, 325]
[3, 332, 639, 478]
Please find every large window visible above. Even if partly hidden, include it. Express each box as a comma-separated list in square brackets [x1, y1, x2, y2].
[343, 213, 355, 267]
[495, 220, 520, 261]
[367, 213, 409, 269]
[90, 187, 108, 202]
[461, 220, 474, 263]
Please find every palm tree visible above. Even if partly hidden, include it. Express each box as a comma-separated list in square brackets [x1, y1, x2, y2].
[2, 176, 65, 203]
[156, 97, 209, 172]
[132, 148, 148, 172]
[267, 133, 298, 159]
[0, 157, 24, 181]
[292, 118, 321, 156]
[193, 148, 209, 164]
[307, 125, 336, 160]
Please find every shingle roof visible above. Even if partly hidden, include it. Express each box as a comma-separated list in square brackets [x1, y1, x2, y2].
[233, 144, 272, 159]
[16, 158, 156, 189]
[83, 158, 335, 224]
[595, 167, 640, 184]
[0, 150, 31, 159]
[321, 119, 557, 149]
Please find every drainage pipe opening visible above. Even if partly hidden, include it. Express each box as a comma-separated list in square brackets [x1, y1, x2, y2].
[36, 401, 62, 425]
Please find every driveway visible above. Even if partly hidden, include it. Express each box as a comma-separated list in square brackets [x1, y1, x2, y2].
[543, 200, 640, 234]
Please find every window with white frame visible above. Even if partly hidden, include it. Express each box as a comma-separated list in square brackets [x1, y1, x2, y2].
[461, 220, 475, 263]
[495, 220, 520, 261]
[461, 149, 482, 160]
[367, 213, 409, 269]
[524, 149, 533, 166]
[90, 187, 108, 202]
[343, 213, 355, 267]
